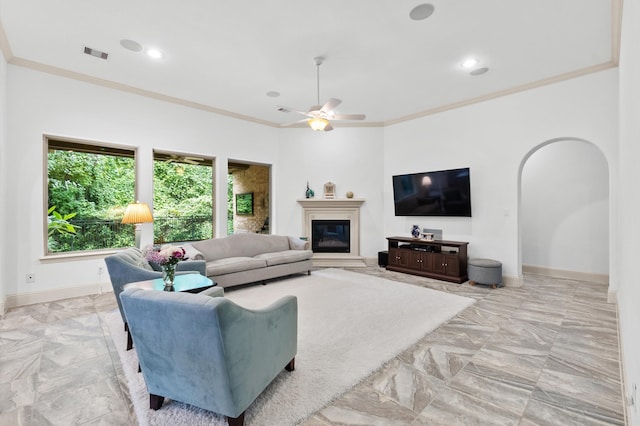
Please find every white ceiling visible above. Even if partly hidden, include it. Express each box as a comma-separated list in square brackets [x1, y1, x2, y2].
[0, 0, 619, 127]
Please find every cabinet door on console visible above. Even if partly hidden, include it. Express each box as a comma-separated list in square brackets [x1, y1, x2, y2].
[443, 254, 460, 277]
[433, 253, 459, 277]
[389, 248, 411, 268]
[409, 251, 433, 272]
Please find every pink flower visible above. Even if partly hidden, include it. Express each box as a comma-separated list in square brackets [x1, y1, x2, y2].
[143, 245, 188, 266]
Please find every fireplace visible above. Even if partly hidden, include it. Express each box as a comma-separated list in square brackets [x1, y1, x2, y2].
[312, 220, 350, 253]
[297, 198, 366, 267]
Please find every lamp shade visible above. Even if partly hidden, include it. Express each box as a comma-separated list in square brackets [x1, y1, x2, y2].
[308, 117, 329, 131]
[121, 202, 154, 224]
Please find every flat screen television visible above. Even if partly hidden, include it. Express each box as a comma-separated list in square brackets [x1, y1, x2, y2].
[392, 167, 472, 217]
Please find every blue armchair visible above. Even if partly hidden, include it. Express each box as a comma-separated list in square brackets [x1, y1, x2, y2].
[119, 287, 297, 426]
[104, 247, 207, 349]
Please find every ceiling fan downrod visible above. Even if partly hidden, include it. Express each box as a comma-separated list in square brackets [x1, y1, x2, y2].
[313, 56, 324, 107]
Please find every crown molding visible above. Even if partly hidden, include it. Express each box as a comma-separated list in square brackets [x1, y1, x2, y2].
[0, 1, 624, 128]
[384, 61, 618, 127]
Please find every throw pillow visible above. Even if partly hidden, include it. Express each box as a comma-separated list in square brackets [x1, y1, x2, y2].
[288, 236, 309, 250]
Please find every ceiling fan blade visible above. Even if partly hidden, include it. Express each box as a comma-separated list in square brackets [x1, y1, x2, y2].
[321, 98, 342, 114]
[183, 157, 203, 165]
[324, 123, 334, 132]
[331, 113, 366, 121]
[277, 106, 312, 117]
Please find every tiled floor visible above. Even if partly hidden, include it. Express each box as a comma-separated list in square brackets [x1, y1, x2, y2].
[0, 267, 626, 425]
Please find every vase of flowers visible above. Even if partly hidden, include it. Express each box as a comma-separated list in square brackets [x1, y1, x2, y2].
[144, 245, 188, 291]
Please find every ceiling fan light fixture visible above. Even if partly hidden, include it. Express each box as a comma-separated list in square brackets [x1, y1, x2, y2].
[308, 117, 329, 131]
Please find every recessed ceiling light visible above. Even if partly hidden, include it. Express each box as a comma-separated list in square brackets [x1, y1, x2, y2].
[470, 67, 489, 76]
[266, 91, 280, 98]
[461, 58, 480, 69]
[409, 3, 435, 21]
[145, 48, 164, 59]
[120, 39, 142, 52]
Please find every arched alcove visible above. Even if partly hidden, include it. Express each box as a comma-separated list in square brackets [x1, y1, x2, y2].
[518, 138, 609, 282]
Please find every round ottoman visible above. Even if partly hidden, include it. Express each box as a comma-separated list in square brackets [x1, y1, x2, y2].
[468, 258, 503, 288]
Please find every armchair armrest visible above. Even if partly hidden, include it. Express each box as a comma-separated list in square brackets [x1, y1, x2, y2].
[200, 286, 224, 298]
[217, 296, 298, 411]
[107, 258, 164, 284]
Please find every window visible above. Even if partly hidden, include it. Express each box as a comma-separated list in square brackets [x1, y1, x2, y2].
[153, 152, 214, 244]
[46, 137, 136, 253]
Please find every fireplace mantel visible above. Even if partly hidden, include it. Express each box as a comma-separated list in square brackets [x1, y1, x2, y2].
[297, 198, 366, 268]
[297, 198, 365, 209]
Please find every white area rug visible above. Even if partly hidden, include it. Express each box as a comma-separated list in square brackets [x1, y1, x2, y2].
[106, 268, 475, 425]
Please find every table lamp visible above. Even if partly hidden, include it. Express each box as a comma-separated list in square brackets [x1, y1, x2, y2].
[121, 201, 154, 248]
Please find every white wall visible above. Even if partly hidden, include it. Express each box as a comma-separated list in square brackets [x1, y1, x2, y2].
[617, 0, 640, 422]
[0, 49, 7, 314]
[383, 69, 618, 284]
[521, 140, 609, 274]
[275, 127, 385, 258]
[4, 65, 387, 304]
[4, 65, 280, 302]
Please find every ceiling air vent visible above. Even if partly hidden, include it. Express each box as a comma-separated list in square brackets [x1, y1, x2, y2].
[83, 46, 109, 60]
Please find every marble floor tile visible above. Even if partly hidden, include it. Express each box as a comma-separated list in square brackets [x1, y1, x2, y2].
[0, 267, 626, 426]
[0, 375, 37, 412]
[31, 375, 127, 425]
[314, 385, 420, 426]
[416, 387, 522, 426]
[447, 365, 533, 417]
[522, 396, 624, 426]
[465, 345, 548, 388]
[368, 358, 446, 413]
[533, 357, 625, 424]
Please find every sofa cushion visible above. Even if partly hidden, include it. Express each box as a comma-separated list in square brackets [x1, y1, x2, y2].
[205, 257, 267, 276]
[192, 234, 290, 260]
[254, 250, 313, 267]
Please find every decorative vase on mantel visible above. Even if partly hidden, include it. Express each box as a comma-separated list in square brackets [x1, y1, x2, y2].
[411, 225, 421, 239]
[305, 182, 314, 199]
[162, 263, 176, 291]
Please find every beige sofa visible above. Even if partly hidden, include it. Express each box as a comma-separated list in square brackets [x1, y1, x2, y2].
[183, 233, 313, 288]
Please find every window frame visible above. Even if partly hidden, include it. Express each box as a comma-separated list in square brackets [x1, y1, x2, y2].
[152, 150, 216, 244]
[44, 135, 138, 256]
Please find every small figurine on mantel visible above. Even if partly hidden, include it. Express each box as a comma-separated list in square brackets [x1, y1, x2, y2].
[411, 225, 421, 238]
[324, 182, 336, 199]
[305, 182, 315, 199]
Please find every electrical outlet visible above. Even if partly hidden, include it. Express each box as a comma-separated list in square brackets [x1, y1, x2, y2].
[98, 266, 104, 274]
[26, 273, 35, 283]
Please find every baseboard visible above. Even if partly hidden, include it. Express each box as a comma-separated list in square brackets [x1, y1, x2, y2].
[502, 274, 523, 288]
[522, 264, 609, 285]
[364, 257, 378, 267]
[5, 282, 112, 309]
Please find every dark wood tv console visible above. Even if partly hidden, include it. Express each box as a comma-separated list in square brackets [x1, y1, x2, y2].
[386, 237, 468, 283]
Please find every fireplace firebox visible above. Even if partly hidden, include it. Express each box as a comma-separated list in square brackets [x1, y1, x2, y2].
[311, 220, 350, 253]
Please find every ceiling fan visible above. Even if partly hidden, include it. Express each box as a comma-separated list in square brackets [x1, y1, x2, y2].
[160, 153, 205, 165]
[278, 57, 366, 132]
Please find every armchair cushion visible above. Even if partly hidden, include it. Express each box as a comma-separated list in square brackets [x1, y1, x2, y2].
[119, 287, 297, 421]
